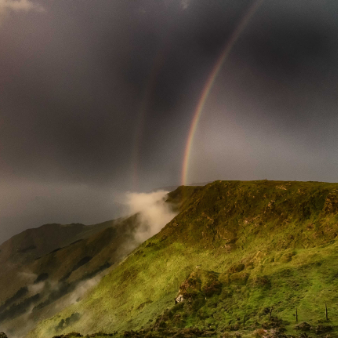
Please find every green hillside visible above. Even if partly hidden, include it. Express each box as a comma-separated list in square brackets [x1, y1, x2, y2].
[28, 180, 338, 338]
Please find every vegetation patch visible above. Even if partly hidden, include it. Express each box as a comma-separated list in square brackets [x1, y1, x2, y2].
[0, 286, 28, 313]
[55, 313, 81, 331]
[34, 273, 49, 284]
[72, 257, 93, 272]
[0, 293, 40, 323]
[177, 269, 221, 300]
[18, 245, 36, 253]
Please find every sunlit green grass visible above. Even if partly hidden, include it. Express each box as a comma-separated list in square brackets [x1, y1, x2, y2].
[28, 180, 338, 338]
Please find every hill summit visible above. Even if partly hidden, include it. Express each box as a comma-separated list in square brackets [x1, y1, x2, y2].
[28, 180, 338, 338]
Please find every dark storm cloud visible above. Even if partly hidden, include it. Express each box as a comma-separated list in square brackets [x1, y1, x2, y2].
[242, 1, 338, 91]
[0, 0, 254, 186]
[1, 0, 146, 185]
[1, 0, 338, 241]
[226, 0, 338, 132]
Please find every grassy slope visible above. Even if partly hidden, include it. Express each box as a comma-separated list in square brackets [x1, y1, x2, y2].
[28, 180, 338, 337]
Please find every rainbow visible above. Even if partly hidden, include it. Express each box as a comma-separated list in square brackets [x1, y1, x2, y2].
[181, 0, 263, 186]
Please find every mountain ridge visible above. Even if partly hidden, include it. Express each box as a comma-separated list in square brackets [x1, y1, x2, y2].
[0, 217, 140, 337]
[27, 180, 338, 338]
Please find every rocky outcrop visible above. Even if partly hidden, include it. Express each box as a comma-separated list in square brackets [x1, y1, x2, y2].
[175, 294, 184, 304]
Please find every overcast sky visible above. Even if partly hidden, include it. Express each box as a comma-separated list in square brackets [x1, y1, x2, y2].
[1, 0, 338, 242]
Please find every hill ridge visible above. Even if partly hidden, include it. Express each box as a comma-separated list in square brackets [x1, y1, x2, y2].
[27, 180, 338, 338]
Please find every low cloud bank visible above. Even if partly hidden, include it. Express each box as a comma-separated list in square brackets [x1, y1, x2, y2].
[121, 190, 177, 242]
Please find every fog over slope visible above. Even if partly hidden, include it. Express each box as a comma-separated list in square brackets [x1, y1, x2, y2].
[122, 190, 177, 242]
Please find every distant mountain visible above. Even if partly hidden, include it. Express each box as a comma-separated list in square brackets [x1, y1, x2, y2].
[27, 180, 338, 338]
[0, 220, 116, 301]
[0, 222, 103, 267]
[0, 216, 144, 337]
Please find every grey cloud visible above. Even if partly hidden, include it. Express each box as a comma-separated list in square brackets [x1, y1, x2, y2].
[1, 0, 338, 240]
[0, 0, 43, 19]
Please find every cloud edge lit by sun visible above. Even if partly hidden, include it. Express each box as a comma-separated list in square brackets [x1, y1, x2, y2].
[0, 0, 44, 19]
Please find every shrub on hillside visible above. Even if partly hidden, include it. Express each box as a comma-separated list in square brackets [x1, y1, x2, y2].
[253, 328, 267, 338]
[178, 269, 222, 299]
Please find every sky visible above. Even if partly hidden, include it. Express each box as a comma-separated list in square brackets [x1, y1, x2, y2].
[1, 0, 338, 242]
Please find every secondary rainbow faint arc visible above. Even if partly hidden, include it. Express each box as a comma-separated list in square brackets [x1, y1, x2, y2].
[130, 47, 166, 191]
[181, 0, 264, 186]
